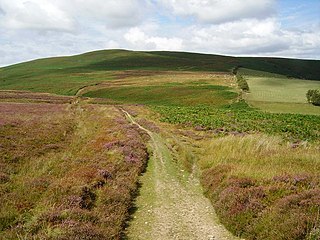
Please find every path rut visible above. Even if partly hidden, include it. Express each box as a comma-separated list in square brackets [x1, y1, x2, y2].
[122, 110, 239, 240]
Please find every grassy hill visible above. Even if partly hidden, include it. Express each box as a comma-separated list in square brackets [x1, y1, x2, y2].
[1, 49, 319, 95]
[1, 49, 320, 240]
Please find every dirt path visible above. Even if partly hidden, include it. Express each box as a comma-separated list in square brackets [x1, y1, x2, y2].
[122, 110, 239, 240]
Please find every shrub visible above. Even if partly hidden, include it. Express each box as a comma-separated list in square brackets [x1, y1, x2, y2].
[306, 89, 320, 106]
[236, 73, 249, 92]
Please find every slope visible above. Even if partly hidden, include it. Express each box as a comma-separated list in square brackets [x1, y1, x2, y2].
[1, 49, 319, 95]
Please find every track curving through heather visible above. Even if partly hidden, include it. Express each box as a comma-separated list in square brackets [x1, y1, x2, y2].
[122, 110, 239, 240]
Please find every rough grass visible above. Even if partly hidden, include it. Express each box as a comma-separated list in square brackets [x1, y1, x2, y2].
[199, 135, 320, 240]
[0, 90, 72, 104]
[0, 99, 149, 239]
[124, 105, 320, 240]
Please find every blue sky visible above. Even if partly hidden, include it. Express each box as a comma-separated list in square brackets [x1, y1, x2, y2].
[0, 0, 319, 66]
[278, 0, 320, 29]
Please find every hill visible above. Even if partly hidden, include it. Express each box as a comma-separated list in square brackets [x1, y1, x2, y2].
[1, 49, 319, 95]
[1, 49, 320, 240]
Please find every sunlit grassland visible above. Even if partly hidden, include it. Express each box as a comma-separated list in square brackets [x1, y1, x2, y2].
[83, 72, 238, 107]
[0, 71, 114, 96]
[199, 134, 320, 179]
[241, 69, 320, 115]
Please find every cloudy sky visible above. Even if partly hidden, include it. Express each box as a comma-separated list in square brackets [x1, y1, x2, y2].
[0, 0, 319, 66]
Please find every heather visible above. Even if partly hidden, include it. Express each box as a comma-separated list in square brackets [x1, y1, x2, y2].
[199, 135, 320, 240]
[0, 49, 320, 240]
[0, 98, 149, 239]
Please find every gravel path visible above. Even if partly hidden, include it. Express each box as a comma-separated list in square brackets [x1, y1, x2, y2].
[123, 110, 239, 240]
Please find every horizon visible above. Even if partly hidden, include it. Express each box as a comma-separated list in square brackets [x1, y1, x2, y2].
[1, 0, 319, 66]
[2, 48, 320, 68]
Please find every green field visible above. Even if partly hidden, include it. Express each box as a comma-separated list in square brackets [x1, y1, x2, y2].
[84, 84, 237, 107]
[241, 69, 320, 115]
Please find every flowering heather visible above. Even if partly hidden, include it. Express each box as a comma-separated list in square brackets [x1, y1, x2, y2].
[0, 90, 72, 104]
[202, 168, 320, 240]
[0, 103, 149, 239]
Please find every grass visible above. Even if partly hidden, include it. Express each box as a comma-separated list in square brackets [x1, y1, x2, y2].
[84, 84, 237, 107]
[241, 68, 320, 115]
[125, 104, 320, 240]
[1, 49, 320, 240]
[198, 134, 320, 240]
[0, 96, 149, 239]
[1, 49, 320, 96]
[199, 134, 320, 179]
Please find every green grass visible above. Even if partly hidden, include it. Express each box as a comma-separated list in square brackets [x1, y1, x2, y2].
[199, 134, 320, 179]
[241, 69, 320, 115]
[84, 84, 237, 107]
[1, 49, 319, 96]
[1, 49, 320, 240]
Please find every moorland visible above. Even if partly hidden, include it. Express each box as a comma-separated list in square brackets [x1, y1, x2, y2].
[0, 49, 319, 240]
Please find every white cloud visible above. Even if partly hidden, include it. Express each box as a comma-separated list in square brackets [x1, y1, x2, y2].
[0, 0, 147, 32]
[0, 0, 319, 66]
[124, 27, 183, 50]
[0, 0, 75, 32]
[61, 0, 146, 29]
[160, 0, 276, 24]
[182, 18, 320, 58]
[0, 6, 5, 15]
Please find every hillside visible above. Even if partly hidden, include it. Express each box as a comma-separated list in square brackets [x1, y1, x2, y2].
[1, 49, 319, 95]
[1, 50, 320, 240]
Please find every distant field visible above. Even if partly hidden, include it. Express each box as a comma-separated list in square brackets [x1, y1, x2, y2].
[83, 72, 237, 107]
[241, 69, 320, 115]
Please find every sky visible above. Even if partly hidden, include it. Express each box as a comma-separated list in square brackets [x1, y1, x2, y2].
[0, 0, 319, 66]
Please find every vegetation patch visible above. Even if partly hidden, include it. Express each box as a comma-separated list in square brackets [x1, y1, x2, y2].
[0, 100, 149, 239]
[307, 89, 320, 106]
[235, 72, 249, 92]
[1, 50, 320, 95]
[84, 84, 237, 107]
[241, 68, 320, 115]
[155, 105, 320, 142]
[199, 135, 320, 240]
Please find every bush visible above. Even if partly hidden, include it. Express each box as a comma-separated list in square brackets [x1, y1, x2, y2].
[236, 73, 249, 92]
[306, 89, 320, 106]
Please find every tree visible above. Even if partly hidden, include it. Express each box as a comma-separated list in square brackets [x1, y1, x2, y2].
[306, 89, 320, 106]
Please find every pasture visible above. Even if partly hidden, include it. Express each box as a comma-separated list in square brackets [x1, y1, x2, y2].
[241, 68, 320, 115]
